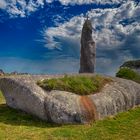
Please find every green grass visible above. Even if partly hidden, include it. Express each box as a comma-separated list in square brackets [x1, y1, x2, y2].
[37, 75, 111, 95]
[116, 68, 140, 83]
[0, 91, 140, 140]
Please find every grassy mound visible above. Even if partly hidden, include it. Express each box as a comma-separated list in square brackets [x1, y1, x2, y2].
[116, 68, 140, 84]
[37, 75, 111, 95]
[0, 91, 140, 140]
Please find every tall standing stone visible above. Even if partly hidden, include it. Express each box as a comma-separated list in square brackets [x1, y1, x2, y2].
[79, 18, 96, 73]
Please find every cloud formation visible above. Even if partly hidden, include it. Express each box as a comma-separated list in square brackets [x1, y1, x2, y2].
[0, 0, 140, 75]
[0, 0, 45, 17]
[0, 0, 6, 9]
[43, 0, 140, 75]
[58, 0, 125, 5]
[0, 0, 126, 17]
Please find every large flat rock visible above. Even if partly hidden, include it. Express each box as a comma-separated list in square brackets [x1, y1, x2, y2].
[0, 75, 140, 124]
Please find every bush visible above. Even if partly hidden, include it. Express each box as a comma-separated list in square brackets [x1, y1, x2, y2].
[121, 60, 140, 69]
[37, 75, 112, 95]
[116, 68, 140, 84]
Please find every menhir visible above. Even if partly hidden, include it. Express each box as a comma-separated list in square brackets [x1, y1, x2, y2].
[79, 18, 96, 73]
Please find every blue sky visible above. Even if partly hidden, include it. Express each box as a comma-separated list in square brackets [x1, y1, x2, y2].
[0, 0, 140, 75]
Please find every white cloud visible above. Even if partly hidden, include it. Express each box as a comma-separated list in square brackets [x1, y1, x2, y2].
[43, 0, 140, 75]
[0, 0, 128, 17]
[59, 0, 95, 5]
[0, 0, 7, 9]
[58, 0, 125, 5]
[44, 1, 140, 49]
[0, 0, 139, 75]
[43, 15, 84, 49]
[0, 0, 45, 17]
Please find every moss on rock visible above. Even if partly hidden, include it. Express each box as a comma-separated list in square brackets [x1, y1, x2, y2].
[37, 75, 112, 95]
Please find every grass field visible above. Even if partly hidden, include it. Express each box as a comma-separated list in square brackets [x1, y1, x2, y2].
[0, 91, 140, 140]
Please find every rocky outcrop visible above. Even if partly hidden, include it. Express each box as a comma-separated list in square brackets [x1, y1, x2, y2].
[0, 75, 140, 124]
[79, 18, 96, 73]
[121, 60, 140, 74]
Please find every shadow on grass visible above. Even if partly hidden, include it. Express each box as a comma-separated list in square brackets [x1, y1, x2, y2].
[0, 103, 61, 128]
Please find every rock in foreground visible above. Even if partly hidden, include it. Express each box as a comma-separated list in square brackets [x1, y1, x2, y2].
[0, 75, 140, 124]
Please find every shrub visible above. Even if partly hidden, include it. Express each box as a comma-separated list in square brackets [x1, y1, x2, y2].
[37, 75, 112, 95]
[116, 68, 140, 84]
[121, 60, 140, 69]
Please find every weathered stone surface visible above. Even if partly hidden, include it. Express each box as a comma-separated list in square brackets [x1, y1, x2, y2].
[0, 75, 140, 124]
[0, 76, 49, 121]
[90, 77, 140, 119]
[44, 91, 83, 124]
[79, 18, 96, 73]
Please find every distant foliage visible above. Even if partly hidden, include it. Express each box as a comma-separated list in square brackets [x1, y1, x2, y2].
[37, 75, 112, 95]
[121, 60, 140, 69]
[116, 68, 140, 84]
